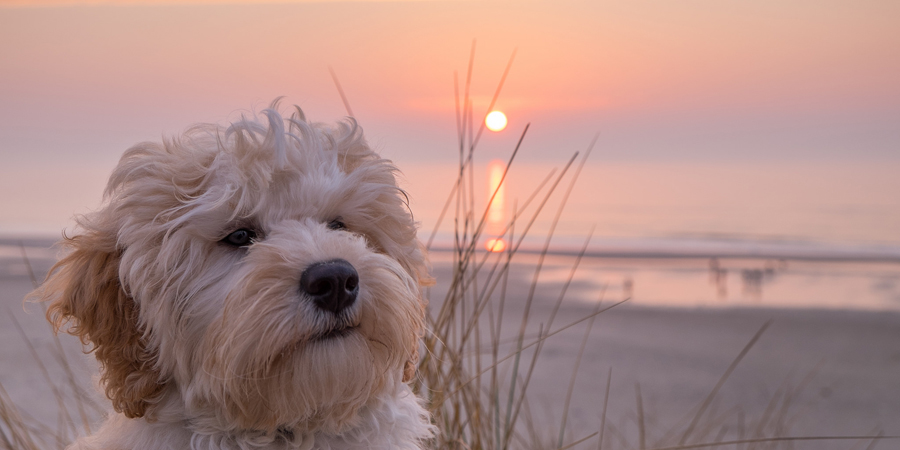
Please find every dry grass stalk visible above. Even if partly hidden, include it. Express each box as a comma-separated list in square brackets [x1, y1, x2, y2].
[412, 42, 614, 450]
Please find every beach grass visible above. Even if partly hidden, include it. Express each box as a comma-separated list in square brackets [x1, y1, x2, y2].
[0, 245, 102, 450]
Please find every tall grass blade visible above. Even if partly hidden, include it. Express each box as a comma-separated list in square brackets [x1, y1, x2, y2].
[597, 368, 612, 450]
[636, 383, 646, 450]
[443, 298, 629, 404]
[679, 320, 773, 446]
[557, 284, 604, 449]
[650, 435, 899, 450]
[7, 310, 76, 438]
[327, 66, 355, 118]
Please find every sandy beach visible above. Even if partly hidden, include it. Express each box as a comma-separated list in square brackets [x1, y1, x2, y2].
[2, 240, 898, 449]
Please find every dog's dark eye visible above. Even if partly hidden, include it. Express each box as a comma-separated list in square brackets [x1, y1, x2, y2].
[223, 229, 256, 247]
[327, 219, 347, 231]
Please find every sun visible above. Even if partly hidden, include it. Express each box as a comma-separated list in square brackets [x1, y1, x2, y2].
[485, 111, 508, 132]
[485, 237, 507, 252]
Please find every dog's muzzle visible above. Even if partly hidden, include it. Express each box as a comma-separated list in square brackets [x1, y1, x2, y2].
[300, 259, 359, 315]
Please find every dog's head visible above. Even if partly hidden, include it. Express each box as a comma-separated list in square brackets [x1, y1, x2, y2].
[33, 105, 430, 434]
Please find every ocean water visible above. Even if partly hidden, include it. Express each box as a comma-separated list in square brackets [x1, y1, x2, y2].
[403, 160, 900, 311]
[401, 160, 900, 245]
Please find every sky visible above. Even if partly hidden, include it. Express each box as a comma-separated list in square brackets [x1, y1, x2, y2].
[1, 0, 899, 237]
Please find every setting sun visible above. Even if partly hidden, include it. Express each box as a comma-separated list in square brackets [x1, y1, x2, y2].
[485, 237, 507, 253]
[485, 111, 507, 132]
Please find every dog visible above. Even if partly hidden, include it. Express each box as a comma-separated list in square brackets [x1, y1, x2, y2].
[32, 103, 434, 449]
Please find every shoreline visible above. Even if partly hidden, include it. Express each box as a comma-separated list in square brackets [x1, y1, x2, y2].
[5, 238, 900, 313]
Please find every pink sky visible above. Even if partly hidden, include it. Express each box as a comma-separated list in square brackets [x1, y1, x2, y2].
[1, 0, 899, 236]
[3, 1, 898, 161]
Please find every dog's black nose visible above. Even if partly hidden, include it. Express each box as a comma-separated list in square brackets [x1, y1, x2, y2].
[300, 259, 359, 314]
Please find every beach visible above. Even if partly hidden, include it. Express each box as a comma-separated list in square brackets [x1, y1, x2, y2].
[2, 240, 898, 449]
[425, 254, 900, 448]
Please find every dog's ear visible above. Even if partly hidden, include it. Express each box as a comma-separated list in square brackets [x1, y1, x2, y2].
[35, 233, 165, 419]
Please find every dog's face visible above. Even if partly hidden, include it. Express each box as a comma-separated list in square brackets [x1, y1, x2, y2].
[35, 107, 429, 434]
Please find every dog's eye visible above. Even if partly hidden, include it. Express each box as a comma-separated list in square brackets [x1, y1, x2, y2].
[327, 219, 347, 231]
[223, 229, 256, 247]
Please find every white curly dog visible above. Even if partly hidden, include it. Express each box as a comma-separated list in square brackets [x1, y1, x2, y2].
[33, 103, 433, 450]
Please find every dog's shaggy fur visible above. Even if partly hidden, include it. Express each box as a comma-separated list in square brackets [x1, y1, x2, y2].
[32, 104, 433, 449]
